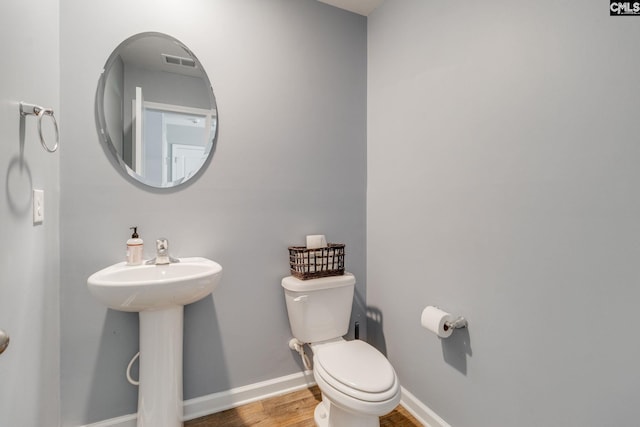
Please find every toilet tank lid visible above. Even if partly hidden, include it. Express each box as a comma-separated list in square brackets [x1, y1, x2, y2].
[281, 273, 355, 292]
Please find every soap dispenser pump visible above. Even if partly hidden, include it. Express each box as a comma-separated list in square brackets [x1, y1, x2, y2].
[126, 226, 144, 265]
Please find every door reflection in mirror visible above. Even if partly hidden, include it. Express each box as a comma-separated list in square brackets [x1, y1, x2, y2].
[140, 103, 216, 185]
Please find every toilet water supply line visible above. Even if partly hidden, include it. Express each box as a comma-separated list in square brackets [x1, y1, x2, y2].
[289, 338, 312, 370]
[127, 352, 140, 386]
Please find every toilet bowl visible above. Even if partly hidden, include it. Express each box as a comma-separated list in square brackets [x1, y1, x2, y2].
[311, 339, 401, 427]
[282, 273, 401, 427]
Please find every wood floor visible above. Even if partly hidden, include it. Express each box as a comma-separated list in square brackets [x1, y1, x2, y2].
[185, 386, 422, 426]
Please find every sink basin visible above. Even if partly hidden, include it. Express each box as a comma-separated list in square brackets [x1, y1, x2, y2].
[87, 257, 222, 312]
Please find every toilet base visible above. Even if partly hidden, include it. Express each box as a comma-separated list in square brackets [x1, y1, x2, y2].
[314, 400, 380, 427]
[314, 401, 329, 427]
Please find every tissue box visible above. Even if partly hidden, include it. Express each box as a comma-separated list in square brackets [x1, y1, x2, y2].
[288, 243, 345, 280]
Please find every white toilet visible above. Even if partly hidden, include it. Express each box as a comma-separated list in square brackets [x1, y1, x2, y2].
[282, 273, 401, 427]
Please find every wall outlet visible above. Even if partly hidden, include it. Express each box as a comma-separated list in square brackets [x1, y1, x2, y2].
[33, 189, 44, 224]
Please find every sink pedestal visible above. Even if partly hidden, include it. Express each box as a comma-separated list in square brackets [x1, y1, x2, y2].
[138, 306, 184, 427]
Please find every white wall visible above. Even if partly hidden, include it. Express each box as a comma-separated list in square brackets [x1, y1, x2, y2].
[368, 1, 640, 426]
[0, 1, 61, 426]
[59, 0, 366, 425]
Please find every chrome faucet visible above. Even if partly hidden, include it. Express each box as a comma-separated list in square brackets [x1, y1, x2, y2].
[146, 238, 180, 265]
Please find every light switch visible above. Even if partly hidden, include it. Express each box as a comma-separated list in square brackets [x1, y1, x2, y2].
[33, 189, 44, 224]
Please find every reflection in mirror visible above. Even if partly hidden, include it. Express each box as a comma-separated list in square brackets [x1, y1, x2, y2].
[97, 32, 218, 188]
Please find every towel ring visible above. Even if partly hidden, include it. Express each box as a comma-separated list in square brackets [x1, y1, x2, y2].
[20, 102, 59, 153]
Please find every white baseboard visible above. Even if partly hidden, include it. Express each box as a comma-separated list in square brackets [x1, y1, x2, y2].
[183, 370, 316, 420]
[400, 387, 451, 427]
[78, 414, 137, 427]
[79, 371, 316, 427]
[79, 373, 451, 427]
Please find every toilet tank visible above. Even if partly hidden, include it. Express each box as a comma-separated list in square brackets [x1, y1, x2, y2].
[282, 273, 355, 343]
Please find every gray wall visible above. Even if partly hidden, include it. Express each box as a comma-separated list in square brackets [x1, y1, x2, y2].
[0, 1, 61, 426]
[60, 0, 366, 425]
[367, 1, 640, 426]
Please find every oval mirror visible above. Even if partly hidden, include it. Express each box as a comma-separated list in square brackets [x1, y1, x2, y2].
[96, 32, 218, 188]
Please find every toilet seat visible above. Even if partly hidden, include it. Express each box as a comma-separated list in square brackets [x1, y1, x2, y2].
[314, 340, 399, 403]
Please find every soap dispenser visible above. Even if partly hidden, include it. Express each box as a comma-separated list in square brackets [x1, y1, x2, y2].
[126, 226, 144, 265]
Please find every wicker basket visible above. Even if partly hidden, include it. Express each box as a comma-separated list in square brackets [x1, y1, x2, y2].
[288, 243, 345, 280]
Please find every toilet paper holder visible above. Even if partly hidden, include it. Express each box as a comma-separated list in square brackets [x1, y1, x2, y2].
[421, 306, 468, 338]
[444, 316, 468, 331]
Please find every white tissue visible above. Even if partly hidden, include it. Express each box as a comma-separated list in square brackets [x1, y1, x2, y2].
[421, 306, 453, 338]
[306, 235, 327, 249]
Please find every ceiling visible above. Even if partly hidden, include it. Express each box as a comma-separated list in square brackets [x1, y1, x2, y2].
[317, 0, 384, 16]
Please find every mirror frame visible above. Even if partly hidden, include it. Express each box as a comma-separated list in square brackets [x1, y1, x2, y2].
[95, 32, 219, 189]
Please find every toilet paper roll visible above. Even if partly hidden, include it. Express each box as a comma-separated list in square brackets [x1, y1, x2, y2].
[421, 306, 453, 338]
[306, 235, 327, 249]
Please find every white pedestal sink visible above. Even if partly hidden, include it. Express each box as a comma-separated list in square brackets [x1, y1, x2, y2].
[88, 257, 223, 427]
